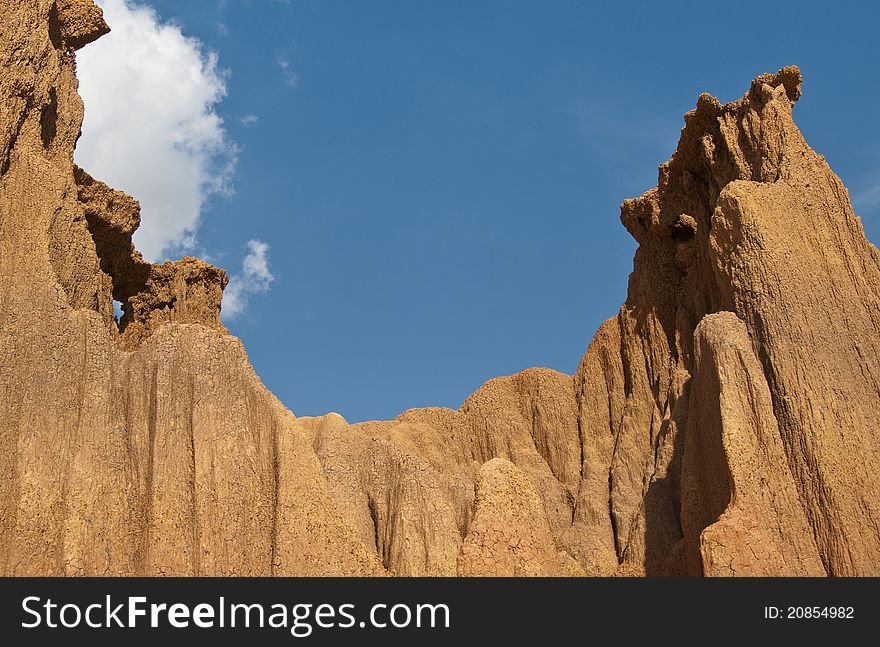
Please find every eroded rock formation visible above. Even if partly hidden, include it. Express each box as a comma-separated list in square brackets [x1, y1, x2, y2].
[1, 0, 878, 576]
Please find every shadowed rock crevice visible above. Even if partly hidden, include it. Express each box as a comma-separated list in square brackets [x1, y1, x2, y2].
[39, 87, 57, 148]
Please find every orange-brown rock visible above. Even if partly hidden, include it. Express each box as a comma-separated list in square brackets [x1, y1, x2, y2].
[680, 313, 825, 576]
[458, 458, 583, 576]
[0, 0, 378, 576]
[53, 0, 109, 51]
[1, 0, 878, 576]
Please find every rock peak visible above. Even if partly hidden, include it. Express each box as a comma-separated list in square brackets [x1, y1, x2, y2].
[52, 0, 110, 52]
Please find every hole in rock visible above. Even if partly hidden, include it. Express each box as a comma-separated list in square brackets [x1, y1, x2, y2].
[40, 88, 58, 149]
[670, 215, 697, 242]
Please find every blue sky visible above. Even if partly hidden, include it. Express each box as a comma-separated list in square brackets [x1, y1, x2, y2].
[76, 0, 880, 422]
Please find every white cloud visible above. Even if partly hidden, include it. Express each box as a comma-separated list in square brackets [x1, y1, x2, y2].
[222, 240, 274, 320]
[239, 113, 260, 128]
[75, 0, 236, 261]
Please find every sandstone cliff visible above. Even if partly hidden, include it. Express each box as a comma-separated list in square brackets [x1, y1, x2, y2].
[1, 0, 878, 576]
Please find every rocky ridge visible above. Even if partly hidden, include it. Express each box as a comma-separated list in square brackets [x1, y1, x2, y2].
[1, 0, 878, 576]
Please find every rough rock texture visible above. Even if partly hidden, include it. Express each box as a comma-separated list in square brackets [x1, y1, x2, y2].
[53, 0, 109, 51]
[458, 458, 582, 576]
[1, 1, 878, 576]
[681, 313, 825, 576]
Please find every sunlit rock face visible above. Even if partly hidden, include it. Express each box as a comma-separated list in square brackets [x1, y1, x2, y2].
[1, 1, 878, 576]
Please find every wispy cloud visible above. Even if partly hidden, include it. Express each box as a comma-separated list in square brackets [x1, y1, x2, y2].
[222, 240, 275, 320]
[216, 21, 228, 37]
[566, 98, 678, 159]
[276, 50, 299, 88]
[239, 113, 260, 128]
[76, 0, 236, 261]
[561, 97, 683, 190]
[852, 182, 880, 212]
